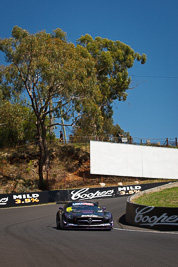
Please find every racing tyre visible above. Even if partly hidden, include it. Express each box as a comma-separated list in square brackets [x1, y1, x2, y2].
[56, 214, 60, 229]
[60, 216, 65, 230]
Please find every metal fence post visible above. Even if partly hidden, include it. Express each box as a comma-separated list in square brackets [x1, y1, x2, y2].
[166, 138, 169, 147]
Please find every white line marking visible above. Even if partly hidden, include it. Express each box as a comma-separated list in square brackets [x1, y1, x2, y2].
[113, 227, 178, 235]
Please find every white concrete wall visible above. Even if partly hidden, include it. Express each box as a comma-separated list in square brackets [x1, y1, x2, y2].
[90, 141, 178, 179]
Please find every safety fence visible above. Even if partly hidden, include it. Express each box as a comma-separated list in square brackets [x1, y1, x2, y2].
[59, 135, 178, 148]
[0, 136, 177, 158]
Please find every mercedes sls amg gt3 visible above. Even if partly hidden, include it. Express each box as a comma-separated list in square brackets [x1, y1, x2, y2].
[56, 201, 113, 230]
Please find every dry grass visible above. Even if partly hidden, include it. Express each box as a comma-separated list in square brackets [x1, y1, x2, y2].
[0, 143, 173, 194]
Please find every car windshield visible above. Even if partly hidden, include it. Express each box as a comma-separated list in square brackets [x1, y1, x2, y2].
[66, 202, 101, 212]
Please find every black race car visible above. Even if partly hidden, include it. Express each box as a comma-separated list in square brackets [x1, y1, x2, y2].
[56, 201, 113, 230]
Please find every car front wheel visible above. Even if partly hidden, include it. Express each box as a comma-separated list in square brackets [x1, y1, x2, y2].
[56, 214, 60, 229]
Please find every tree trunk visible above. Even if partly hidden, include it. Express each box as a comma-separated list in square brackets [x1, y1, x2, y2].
[49, 99, 54, 141]
[37, 119, 49, 190]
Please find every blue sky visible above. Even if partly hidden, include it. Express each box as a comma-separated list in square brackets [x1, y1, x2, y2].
[0, 0, 178, 141]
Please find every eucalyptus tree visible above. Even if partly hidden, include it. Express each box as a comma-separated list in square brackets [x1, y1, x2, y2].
[77, 35, 147, 133]
[0, 26, 101, 188]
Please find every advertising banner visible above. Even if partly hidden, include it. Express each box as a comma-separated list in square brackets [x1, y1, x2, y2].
[0, 191, 68, 208]
[90, 141, 178, 179]
[68, 182, 168, 201]
[0, 182, 168, 208]
[126, 199, 178, 231]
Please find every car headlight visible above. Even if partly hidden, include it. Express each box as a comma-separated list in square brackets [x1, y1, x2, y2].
[104, 213, 111, 219]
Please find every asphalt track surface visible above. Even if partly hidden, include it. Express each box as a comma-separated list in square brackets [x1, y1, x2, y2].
[0, 197, 178, 267]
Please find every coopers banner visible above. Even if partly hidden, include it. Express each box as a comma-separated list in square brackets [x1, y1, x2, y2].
[90, 141, 178, 179]
[0, 182, 168, 208]
[126, 198, 178, 231]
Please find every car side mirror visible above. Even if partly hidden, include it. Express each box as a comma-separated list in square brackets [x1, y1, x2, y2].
[102, 207, 106, 211]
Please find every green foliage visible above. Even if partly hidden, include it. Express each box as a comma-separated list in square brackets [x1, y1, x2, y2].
[77, 34, 147, 125]
[102, 121, 129, 138]
[0, 100, 36, 147]
[0, 26, 101, 184]
[0, 26, 146, 184]
[0, 26, 100, 126]
[51, 28, 67, 41]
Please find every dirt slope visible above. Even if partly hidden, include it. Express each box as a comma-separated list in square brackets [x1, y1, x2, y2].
[0, 144, 169, 194]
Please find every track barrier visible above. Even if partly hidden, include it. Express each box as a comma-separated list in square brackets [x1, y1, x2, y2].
[126, 182, 178, 231]
[0, 182, 168, 208]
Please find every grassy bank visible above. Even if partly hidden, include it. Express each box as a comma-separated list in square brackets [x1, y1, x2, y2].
[133, 187, 178, 207]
